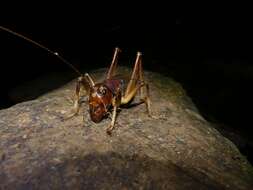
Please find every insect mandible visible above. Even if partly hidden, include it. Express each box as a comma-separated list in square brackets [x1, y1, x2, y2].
[0, 26, 152, 134]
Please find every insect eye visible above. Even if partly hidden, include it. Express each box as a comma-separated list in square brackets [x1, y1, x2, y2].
[98, 86, 107, 96]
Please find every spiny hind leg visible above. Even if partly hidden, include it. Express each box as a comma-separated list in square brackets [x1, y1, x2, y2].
[139, 83, 151, 116]
[122, 82, 151, 116]
[138, 68, 151, 116]
[124, 52, 151, 116]
[106, 47, 121, 79]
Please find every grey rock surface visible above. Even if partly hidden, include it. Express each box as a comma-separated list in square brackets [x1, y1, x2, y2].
[0, 67, 253, 190]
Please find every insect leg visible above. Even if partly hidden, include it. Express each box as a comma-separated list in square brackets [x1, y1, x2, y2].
[106, 47, 121, 79]
[124, 52, 151, 116]
[125, 52, 142, 96]
[121, 83, 145, 104]
[66, 76, 87, 118]
[106, 88, 121, 134]
[138, 58, 151, 116]
[84, 73, 95, 87]
[106, 103, 117, 135]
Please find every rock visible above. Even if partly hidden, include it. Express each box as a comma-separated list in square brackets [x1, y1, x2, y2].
[8, 71, 76, 103]
[0, 67, 253, 190]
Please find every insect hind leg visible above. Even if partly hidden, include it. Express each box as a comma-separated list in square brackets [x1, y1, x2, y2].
[138, 62, 151, 117]
[123, 52, 151, 116]
[106, 47, 121, 79]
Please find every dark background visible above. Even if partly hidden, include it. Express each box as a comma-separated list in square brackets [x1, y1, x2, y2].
[1, 6, 253, 162]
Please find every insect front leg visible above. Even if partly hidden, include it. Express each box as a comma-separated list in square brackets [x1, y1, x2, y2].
[66, 76, 89, 119]
[122, 52, 151, 116]
[106, 103, 117, 135]
[106, 89, 121, 135]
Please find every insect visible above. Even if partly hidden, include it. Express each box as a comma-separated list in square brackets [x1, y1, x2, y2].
[69, 48, 151, 134]
[0, 26, 151, 134]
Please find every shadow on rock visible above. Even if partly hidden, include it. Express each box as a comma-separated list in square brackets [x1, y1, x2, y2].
[1, 152, 224, 190]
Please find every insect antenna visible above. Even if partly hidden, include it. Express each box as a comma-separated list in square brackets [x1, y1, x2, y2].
[0, 26, 82, 76]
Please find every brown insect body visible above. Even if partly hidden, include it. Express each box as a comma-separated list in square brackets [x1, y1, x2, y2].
[90, 78, 125, 123]
[89, 83, 114, 123]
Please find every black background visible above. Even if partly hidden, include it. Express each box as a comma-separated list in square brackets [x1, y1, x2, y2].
[1, 4, 253, 162]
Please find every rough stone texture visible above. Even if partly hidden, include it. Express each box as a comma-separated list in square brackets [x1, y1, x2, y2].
[0, 67, 253, 190]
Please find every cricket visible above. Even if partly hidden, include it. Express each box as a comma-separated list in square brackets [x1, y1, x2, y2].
[0, 26, 151, 134]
